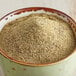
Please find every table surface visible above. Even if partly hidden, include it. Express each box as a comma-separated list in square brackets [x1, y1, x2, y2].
[0, 0, 76, 76]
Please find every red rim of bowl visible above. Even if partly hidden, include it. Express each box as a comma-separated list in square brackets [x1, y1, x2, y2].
[0, 7, 76, 66]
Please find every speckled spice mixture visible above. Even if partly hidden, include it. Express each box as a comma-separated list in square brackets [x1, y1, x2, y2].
[0, 13, 76, 64]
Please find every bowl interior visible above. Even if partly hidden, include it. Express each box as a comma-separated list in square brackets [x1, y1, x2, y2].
[0, 7, 76, 66]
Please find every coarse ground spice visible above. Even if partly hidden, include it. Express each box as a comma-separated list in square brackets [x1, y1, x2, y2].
[0, 13, 76, 64]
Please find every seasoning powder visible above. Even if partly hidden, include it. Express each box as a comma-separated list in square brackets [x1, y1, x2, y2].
[0, 13, 76, 64]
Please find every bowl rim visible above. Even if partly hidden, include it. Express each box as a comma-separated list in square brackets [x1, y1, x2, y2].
[0, 7, 76, 66]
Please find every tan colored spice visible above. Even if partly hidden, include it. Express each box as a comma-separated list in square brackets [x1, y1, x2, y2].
[0, 13, 76, 64]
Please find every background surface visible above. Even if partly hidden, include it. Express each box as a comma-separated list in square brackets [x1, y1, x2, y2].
[0, 0, 76, 76]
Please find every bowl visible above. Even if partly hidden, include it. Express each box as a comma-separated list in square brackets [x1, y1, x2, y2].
[0, 7, 76, 76]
